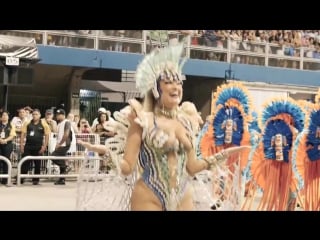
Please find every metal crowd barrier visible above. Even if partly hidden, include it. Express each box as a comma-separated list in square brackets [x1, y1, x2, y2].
[16, 155, 102, 186]
[9, 133, 101, 178]
[0, 156, 12, 185]
[11, 134, 22, 168]
[7, 133, 102, 185]
[48, 133, 101, 174]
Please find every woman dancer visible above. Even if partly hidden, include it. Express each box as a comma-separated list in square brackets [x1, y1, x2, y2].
[77, 44, 249, 210]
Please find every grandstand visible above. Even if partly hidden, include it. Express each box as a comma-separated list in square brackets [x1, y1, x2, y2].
[0, 30, 319, 120]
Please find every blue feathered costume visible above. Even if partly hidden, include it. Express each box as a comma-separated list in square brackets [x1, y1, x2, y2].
[243, 97, 305, 211]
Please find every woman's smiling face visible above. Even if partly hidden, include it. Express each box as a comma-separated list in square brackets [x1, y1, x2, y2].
[158, 78, 183, 109]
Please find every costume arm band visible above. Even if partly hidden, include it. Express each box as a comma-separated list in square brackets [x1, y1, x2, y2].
[203, 150, 228, 170]
[203, 157, 216, 170]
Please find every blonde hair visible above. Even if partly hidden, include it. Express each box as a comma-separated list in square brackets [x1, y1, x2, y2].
[143, 90, 157, 112]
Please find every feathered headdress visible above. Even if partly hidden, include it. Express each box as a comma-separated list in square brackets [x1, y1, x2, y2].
[297, 99, 314, 115]
[260, 97, 305, 133]
[292, 104, 320, 210]
[243, 97, 305, 210]
[211, 82, 252, 116]
[210, 82, 252, 147]
[135, 44, 186, 98]
[197, 82, 252, 174]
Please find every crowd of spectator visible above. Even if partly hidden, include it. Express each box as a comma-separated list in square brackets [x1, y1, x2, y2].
[189, 30, 320, 69]
[193, 31, 320, 55]
[1, 30, 320, 69]
[192, 30, 320, 51]
[0, 105, 117, 185]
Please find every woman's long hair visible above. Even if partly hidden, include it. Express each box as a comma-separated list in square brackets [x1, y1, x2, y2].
[143, 90, 156, 113]
[97, 112, 109, 124]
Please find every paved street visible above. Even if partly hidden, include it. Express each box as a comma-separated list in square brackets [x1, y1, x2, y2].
[0, 179, 303, 211]
[0, 180, 77, 211]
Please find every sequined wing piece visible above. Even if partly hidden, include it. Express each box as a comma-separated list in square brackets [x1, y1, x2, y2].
[193, 146, 250, 210]
[76, 105, 138, 211]
[76, 159, 138, 210]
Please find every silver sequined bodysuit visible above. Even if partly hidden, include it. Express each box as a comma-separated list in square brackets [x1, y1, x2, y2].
[138, 114, 193, 210]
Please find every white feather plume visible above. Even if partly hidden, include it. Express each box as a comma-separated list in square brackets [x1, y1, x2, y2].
[135, 44, 186, 96]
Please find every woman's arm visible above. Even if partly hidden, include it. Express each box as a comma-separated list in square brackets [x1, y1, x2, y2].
[120, 118, 142, 175]
[186, 148, 208, 176]
[176, 123, 208, 176]
[6, 124, 16, 142]
[77, 140, 108, 155]
[186, 145, 250, 176]
[78, 108, 143, 176]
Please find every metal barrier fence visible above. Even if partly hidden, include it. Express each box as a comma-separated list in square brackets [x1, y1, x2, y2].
[48, 133, 100, 154]
[48, 133, 100, 174]
[11, 133, 22, 168]
[5, 133, 101, 184]
[0, 156, 12, 185]
[16, 155, 103, 186]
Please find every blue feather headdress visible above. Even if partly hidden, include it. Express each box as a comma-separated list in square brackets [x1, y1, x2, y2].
[305, 109, 320, 161]
[259, 97, 305, 163]
[212, 82, 252, 116]
[211, 82, 252, 147]
[260, 97, 305, 133]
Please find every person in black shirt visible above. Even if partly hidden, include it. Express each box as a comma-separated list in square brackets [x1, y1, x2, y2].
[20, 109, 50, 185]
[0, 111, 16, 184]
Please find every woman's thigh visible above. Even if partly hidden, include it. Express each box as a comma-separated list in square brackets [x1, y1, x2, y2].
[130, 179, 163, 211]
